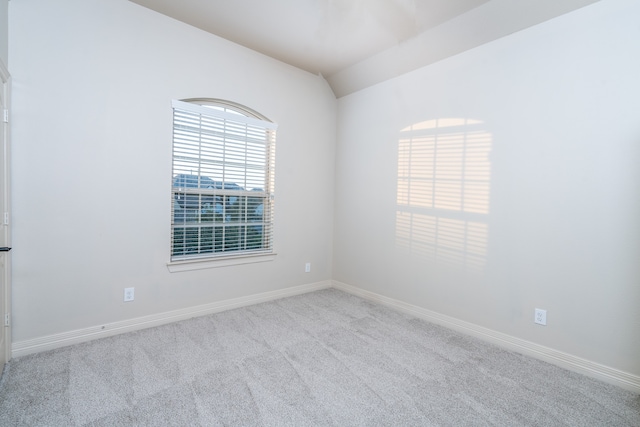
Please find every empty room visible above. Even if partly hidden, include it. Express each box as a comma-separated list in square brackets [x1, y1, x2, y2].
[0, 0, 639, 425]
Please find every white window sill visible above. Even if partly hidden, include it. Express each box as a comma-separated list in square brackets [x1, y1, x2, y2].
[167, 253, 276, 273]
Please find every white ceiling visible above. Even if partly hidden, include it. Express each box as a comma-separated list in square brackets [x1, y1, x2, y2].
[129, 0, 599, 97]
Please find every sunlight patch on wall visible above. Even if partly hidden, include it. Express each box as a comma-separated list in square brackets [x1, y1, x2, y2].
[396, 118, 491, 271]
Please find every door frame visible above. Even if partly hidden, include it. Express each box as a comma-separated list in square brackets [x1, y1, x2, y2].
[0, 58, 11, 367]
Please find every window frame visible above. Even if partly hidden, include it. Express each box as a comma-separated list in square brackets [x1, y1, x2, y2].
[167, 99, 277, 272]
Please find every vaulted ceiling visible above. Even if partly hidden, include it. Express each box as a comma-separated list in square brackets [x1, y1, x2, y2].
[129, 0, 599, 97]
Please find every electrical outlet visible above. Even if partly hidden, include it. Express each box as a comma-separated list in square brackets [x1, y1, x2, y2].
[534, 308, 547, 325]
[305, 262, 311, 273]
[124, 287, 135, 302]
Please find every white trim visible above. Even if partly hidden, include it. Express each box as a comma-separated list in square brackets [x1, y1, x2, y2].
[12, 280, 331, 358]
[167, 253, 276, 272]
[172, 99, 278, 130]
[0, 59, 9, 367]
[332, 280, 640, 394]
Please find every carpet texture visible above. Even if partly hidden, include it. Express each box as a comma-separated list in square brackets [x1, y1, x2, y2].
[0, 289, 638, 426]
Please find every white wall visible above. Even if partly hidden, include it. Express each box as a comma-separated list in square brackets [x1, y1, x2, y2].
[9, 0, 336, 342]
[334, 0, 640, 376]
[0, 0, 7, 67]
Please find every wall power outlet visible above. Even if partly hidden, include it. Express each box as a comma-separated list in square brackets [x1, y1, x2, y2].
[534, 308, 547, 325]
[124, 287, 135, 302]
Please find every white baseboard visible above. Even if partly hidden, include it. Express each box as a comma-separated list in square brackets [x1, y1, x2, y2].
[12, 279, 640, 394]
[12, 280, 332, 359]
[332, 280, 640, 394]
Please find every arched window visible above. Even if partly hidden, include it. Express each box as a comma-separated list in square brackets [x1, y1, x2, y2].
[170, 99, 276, 263]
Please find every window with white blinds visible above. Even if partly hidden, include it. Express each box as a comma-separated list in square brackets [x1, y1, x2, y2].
[171, 99, 276, 262]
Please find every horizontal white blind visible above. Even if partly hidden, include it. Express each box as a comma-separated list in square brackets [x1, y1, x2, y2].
[171, 100, 276, 261]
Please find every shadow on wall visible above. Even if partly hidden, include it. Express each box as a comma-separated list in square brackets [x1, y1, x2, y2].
[396, 118, 492, 272]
